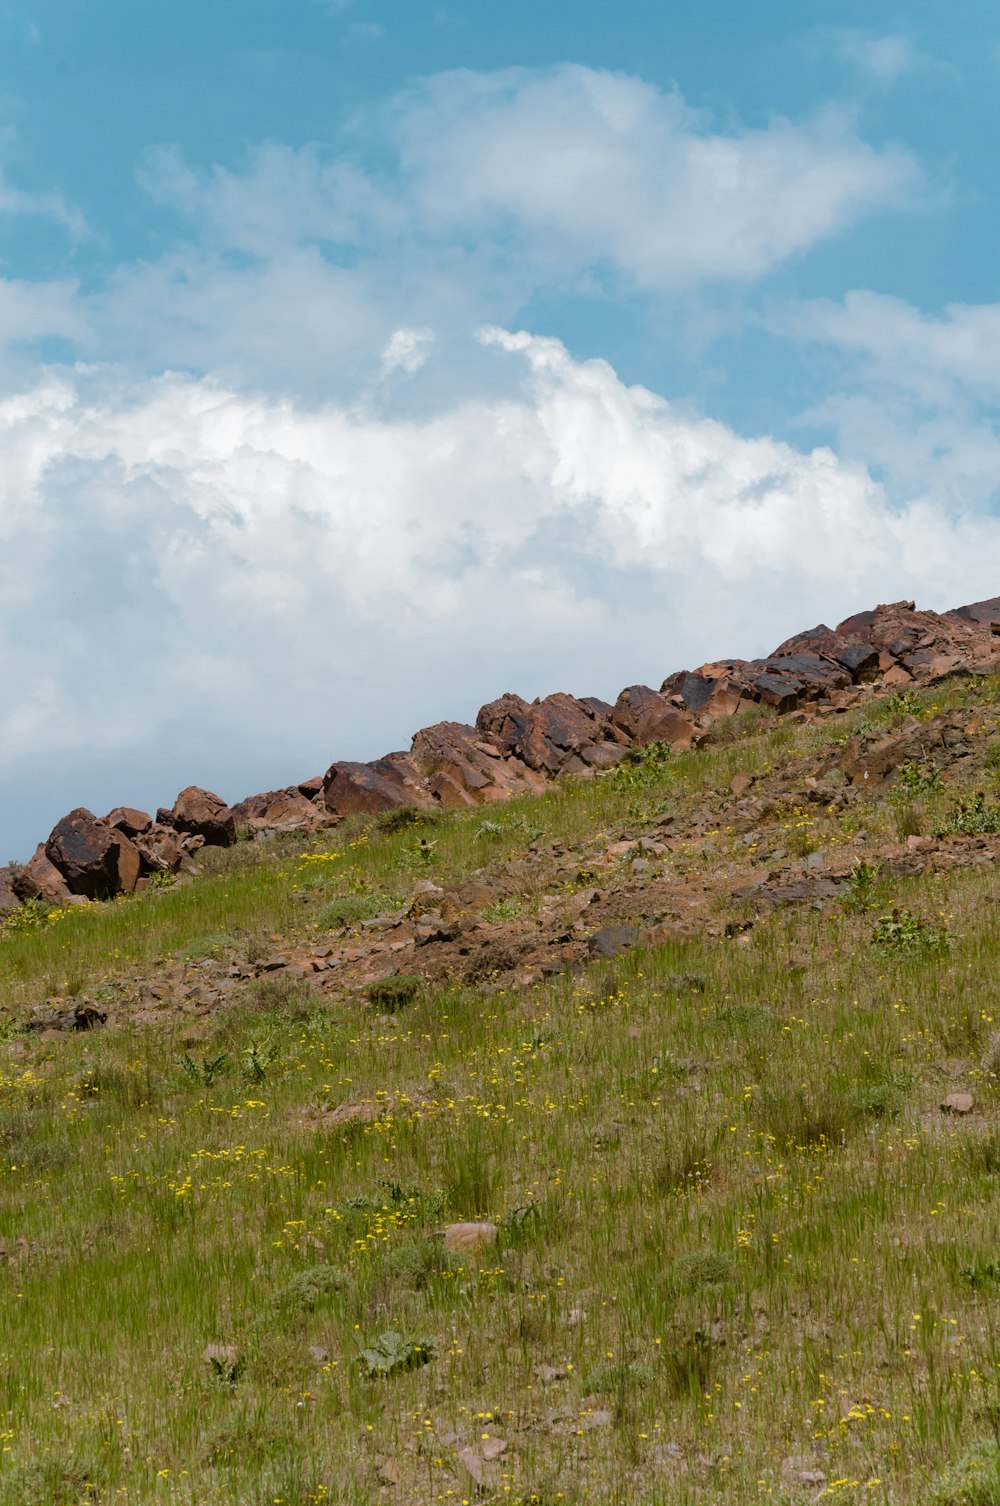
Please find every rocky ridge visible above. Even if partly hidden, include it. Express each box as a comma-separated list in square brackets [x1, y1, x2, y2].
[3, 594, 1000, 918]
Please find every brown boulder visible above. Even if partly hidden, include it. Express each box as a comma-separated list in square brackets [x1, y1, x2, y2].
[323, 755, 431, 817]
[103, 806, 152, 839]
[134, 823, 188, 873]
[410, 722, 546, 807]
[476, 691, 626, 774]
[13, 844, 80, 907]
[160, 786, 236, 847]
[610, 686, 697, 749]
[45, 808, 142, 899]
[231, 788, 325, 833]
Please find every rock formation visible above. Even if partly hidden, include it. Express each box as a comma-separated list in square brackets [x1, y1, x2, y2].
[4, 593, 1000, 915]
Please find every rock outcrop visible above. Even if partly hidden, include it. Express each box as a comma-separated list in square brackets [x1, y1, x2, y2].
[46, 808, 143, 900]
[6, 592, 1000, 918]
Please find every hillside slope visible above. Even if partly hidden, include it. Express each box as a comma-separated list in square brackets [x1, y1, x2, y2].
[0, 601, 999, 1504]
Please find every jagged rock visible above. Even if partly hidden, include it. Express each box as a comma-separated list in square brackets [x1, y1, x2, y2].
[610, 686, 698, 749]
[13, 844, 81, 907]
[476, 691, 626, 774]
[45, 808, 142, 899]
[103, 806, 153, 839]
[323, 756, 431, 817]
[231, 788, 325, 833]
[410, 721, 546, 807]
[134, 823, 189, 873]
[159, 787, 236, 847]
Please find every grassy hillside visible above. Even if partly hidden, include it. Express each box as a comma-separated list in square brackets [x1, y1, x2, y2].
[1, 681, 999, 1505]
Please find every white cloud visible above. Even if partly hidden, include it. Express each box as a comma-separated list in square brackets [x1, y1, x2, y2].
[0, 164, 89, 241]
[830, 31, 922, 83]
[133, 65, 918, 309]
[380, 327, 435, 376]
[775, 291, 1000, 510]
[386, 66, 919, 289]
[1, 331, 997, 858]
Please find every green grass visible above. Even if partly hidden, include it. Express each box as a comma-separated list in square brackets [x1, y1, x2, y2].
[0, 684, 999, 1502]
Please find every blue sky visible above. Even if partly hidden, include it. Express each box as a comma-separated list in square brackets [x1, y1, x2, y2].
[3, 0, 1000, 857]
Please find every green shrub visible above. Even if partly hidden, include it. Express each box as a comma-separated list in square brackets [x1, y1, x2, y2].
[357, 1330, 435, 1378]
[316, 894, 381, 930]
[872, 907, 949, 957]
[365, 974, 422, 1012]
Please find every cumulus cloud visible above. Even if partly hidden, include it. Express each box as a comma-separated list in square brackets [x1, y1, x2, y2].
[386, 66, 919, 288]
[775, 291, 1000, 511]
[2, 331, 997, 858]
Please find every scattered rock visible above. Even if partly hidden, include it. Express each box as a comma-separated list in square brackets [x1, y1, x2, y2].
[587, 925, 639, 959]
[442, 1222, 499, 1254]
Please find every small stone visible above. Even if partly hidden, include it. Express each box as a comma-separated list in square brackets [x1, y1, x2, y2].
[729, 773, 752, 798]
[308, 1345, 329, 1364]
[533, 1363, 567, 1385]
[481, 1437, 507, 1461]
[941, 1092, 974, 1114]
[442, 1221, 499, 1254]
[456, 1446, 497, 1489]
[376, 1457, 401, 1486]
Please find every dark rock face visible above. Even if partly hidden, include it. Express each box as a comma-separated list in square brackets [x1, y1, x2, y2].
[323, 758, 432, 817]
[45, 808, 143, 900]
[159, 787, 236, 848]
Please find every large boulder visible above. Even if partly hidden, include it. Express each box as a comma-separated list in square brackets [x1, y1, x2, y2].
[323, 756, 432, 817]
[410, 722, 546, 807]
[476, 692, 627, 775]
[159, 787, 236, 847]
[610, 686, 698, 749]
[231, 788, 325, 833]
[45, 808, 142, 899]
[13, 844, 80, 907]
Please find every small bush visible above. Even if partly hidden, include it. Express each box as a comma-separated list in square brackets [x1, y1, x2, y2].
[668, 1250, 734, 1292]
[357, 1330, 435, 1378]
[938, 792, 1000, 836]
[872, 908, 949, 957]
[316, 894, 381, 929]
[269, 1264, 342, 1315]
[842, 858, 886, 914]
[611, 741, 676, 790]
[365, 974, 422, 1012]
[382, 1241, 460, 1290]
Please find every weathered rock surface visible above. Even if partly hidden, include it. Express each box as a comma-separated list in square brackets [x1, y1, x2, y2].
[323, 757, 432, 817]
[13, 845, 79, 907]
[104, 807, 153, 839]
[159, 787, 236, 848]
[46, 807, 143, 900]
[410, 722, 546, 806]
[231, 788, 326, 833]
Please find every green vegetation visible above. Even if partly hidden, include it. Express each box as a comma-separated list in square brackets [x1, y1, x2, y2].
[0, 675, 998, 1501]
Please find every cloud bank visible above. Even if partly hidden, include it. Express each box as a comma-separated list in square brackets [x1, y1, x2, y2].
[3, 329, 998, 858]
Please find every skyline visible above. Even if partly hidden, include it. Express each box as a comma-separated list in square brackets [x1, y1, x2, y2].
[3, 1, 1000, 856]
